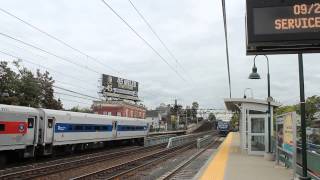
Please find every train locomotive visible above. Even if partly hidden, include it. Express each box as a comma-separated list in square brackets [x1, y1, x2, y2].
[0, 104, 149, 166]
[217, 121, 230, 136]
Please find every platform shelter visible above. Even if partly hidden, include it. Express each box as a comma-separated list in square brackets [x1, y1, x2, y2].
[224, 98, 281, 155]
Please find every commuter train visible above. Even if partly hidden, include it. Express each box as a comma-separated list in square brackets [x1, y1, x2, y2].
[0, 104, 149, 165]
[217, 121, 230, 136]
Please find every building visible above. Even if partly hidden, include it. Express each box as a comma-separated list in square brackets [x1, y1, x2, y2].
[145, 110, 161, 130]
[92, 101, 146, 119]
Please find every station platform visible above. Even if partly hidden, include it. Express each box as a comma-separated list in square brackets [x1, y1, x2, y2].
[196, 132, 293, 180]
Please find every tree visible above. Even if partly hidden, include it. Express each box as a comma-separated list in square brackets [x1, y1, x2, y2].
[0, 61, 19, 105]
[37, 70, 63, 110]
[208, 113, 216, 121]
[230, 112, 239, 130]
[191, 101, 199, 120]
[14, 61, 41, 107]
[70, 106, 93, 113]
[275, 95, 320, 126]
[0, 60, 63, 109]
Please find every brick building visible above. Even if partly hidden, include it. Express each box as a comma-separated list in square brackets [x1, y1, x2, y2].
[92, 101, 146, 119]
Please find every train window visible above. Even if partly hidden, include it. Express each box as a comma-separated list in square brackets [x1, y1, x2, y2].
[94, 126, 101, 131]
[85, 126, 92, 131]
[28, 118, 34, 128]
[101, 126, 108, 131]
[75, 125, 83, 131]
[0, 124, 5, 131]
[48, 119, 53, 128]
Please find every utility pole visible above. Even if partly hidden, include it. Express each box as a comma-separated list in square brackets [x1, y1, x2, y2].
[175, 99, 179, 130]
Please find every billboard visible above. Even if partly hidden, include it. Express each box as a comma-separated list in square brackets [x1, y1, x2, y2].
[101, 74, 139, 101]
[246, 0, 320, 54]
[276, 112, 297, 170]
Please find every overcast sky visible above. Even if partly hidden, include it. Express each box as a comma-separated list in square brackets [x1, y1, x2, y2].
[0, 0, 319, 110]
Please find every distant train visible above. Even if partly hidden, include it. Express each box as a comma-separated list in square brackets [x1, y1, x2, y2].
[217, 121, 230, 136]
[0, 104, 149, 166]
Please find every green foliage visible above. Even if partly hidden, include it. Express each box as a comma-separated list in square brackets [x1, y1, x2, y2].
[275, 105, 298, 116]
[37, 70, 63, 110]
[0, 60, 63, 109]
[275, 95, 320, 126]
[69, 106, 93, 113]
[0, 61, 19, 105]
[230, 112, 239, 130]
[191, 101, 199, 119]
[208, 113, 216, 121]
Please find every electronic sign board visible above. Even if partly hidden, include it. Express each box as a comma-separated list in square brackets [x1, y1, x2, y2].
[101, 74, 139, 101]
[246, 0, 320, 55]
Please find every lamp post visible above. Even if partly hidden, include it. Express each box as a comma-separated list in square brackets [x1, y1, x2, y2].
[249, 55, 272, 156]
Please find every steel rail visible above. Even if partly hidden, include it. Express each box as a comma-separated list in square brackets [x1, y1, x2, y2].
[159, 136, 221, 180]
[0, 144, 165, 179]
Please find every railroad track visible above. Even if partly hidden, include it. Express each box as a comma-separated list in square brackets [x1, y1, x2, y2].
[0, 144, 165, 180]
[0, 145, 140, 175]
[0, 131, 215, 180]
[72, 132, 219, 180]
[71, 143, 195, 180]
[158, 136, 221, 180]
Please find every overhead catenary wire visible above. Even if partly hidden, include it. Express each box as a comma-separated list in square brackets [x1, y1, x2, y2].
[53, 85, 102, 101]
[0, 7, 120, 75]
[0, 49, 98, 87]
[57, 97, 93, 106]
[0, 49, 166, 104]
[0, 32, 102, 74]
[221, 0, 232, 98]
[54, 92, 97, 101]
[100, 0, 188, 83]
[127, 0, 193, 82]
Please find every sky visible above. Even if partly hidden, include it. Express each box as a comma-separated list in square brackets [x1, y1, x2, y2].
[0, 0, 319, 110]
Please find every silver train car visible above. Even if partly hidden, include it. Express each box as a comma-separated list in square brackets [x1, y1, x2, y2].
[0, 104, 148, 165]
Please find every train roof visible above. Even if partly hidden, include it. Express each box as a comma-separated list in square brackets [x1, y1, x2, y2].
[0, 104, 39, 114]
[41, 108, 146, 122]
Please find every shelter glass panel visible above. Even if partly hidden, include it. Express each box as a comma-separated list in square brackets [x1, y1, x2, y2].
[251, 118, 265, 133]
[251, 136, 265, 151]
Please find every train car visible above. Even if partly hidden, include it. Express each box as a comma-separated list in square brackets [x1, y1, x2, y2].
[217, 121, 230, 136]
[0, 105, 40, 165]
[38, 108, 148, 155]
[0, 104, 148, 166]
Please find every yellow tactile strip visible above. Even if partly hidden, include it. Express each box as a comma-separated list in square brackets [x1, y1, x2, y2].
[200, 132, 234, 180]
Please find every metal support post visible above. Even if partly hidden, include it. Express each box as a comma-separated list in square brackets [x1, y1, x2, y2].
[298, 53, 310, 180]
[267, 72, 271, 153]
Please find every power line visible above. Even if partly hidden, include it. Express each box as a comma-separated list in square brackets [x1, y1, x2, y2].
[221, 0, 232, 98]
[53, 85, 101, 101]
[0, 32, 101, 74]
[100, 0, 188, 83]
[127, 0, 193, 81]
[57, 97, 93, 106]
[0, 7, 120, 74]
[0, 49, 98, 87]
[54, 92, 97, 101]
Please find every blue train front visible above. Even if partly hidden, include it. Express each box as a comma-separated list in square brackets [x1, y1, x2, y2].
[217, 121, 230, 136]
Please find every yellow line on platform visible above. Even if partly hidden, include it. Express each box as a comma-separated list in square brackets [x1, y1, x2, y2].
[200, 132, 234, 180]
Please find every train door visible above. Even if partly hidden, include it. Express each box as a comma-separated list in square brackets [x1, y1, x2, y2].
[25, 116, 37, 145]
[112, 121, 117, 138]
[45, 117, 55, 143]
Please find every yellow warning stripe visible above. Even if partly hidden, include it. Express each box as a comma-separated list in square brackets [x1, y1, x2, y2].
[200, 132, 234, 180]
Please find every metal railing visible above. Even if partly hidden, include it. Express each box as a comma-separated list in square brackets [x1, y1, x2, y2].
[144, 135, 175, 147]
[197, 135, 212, 149]
[167, 134, 196, 148]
